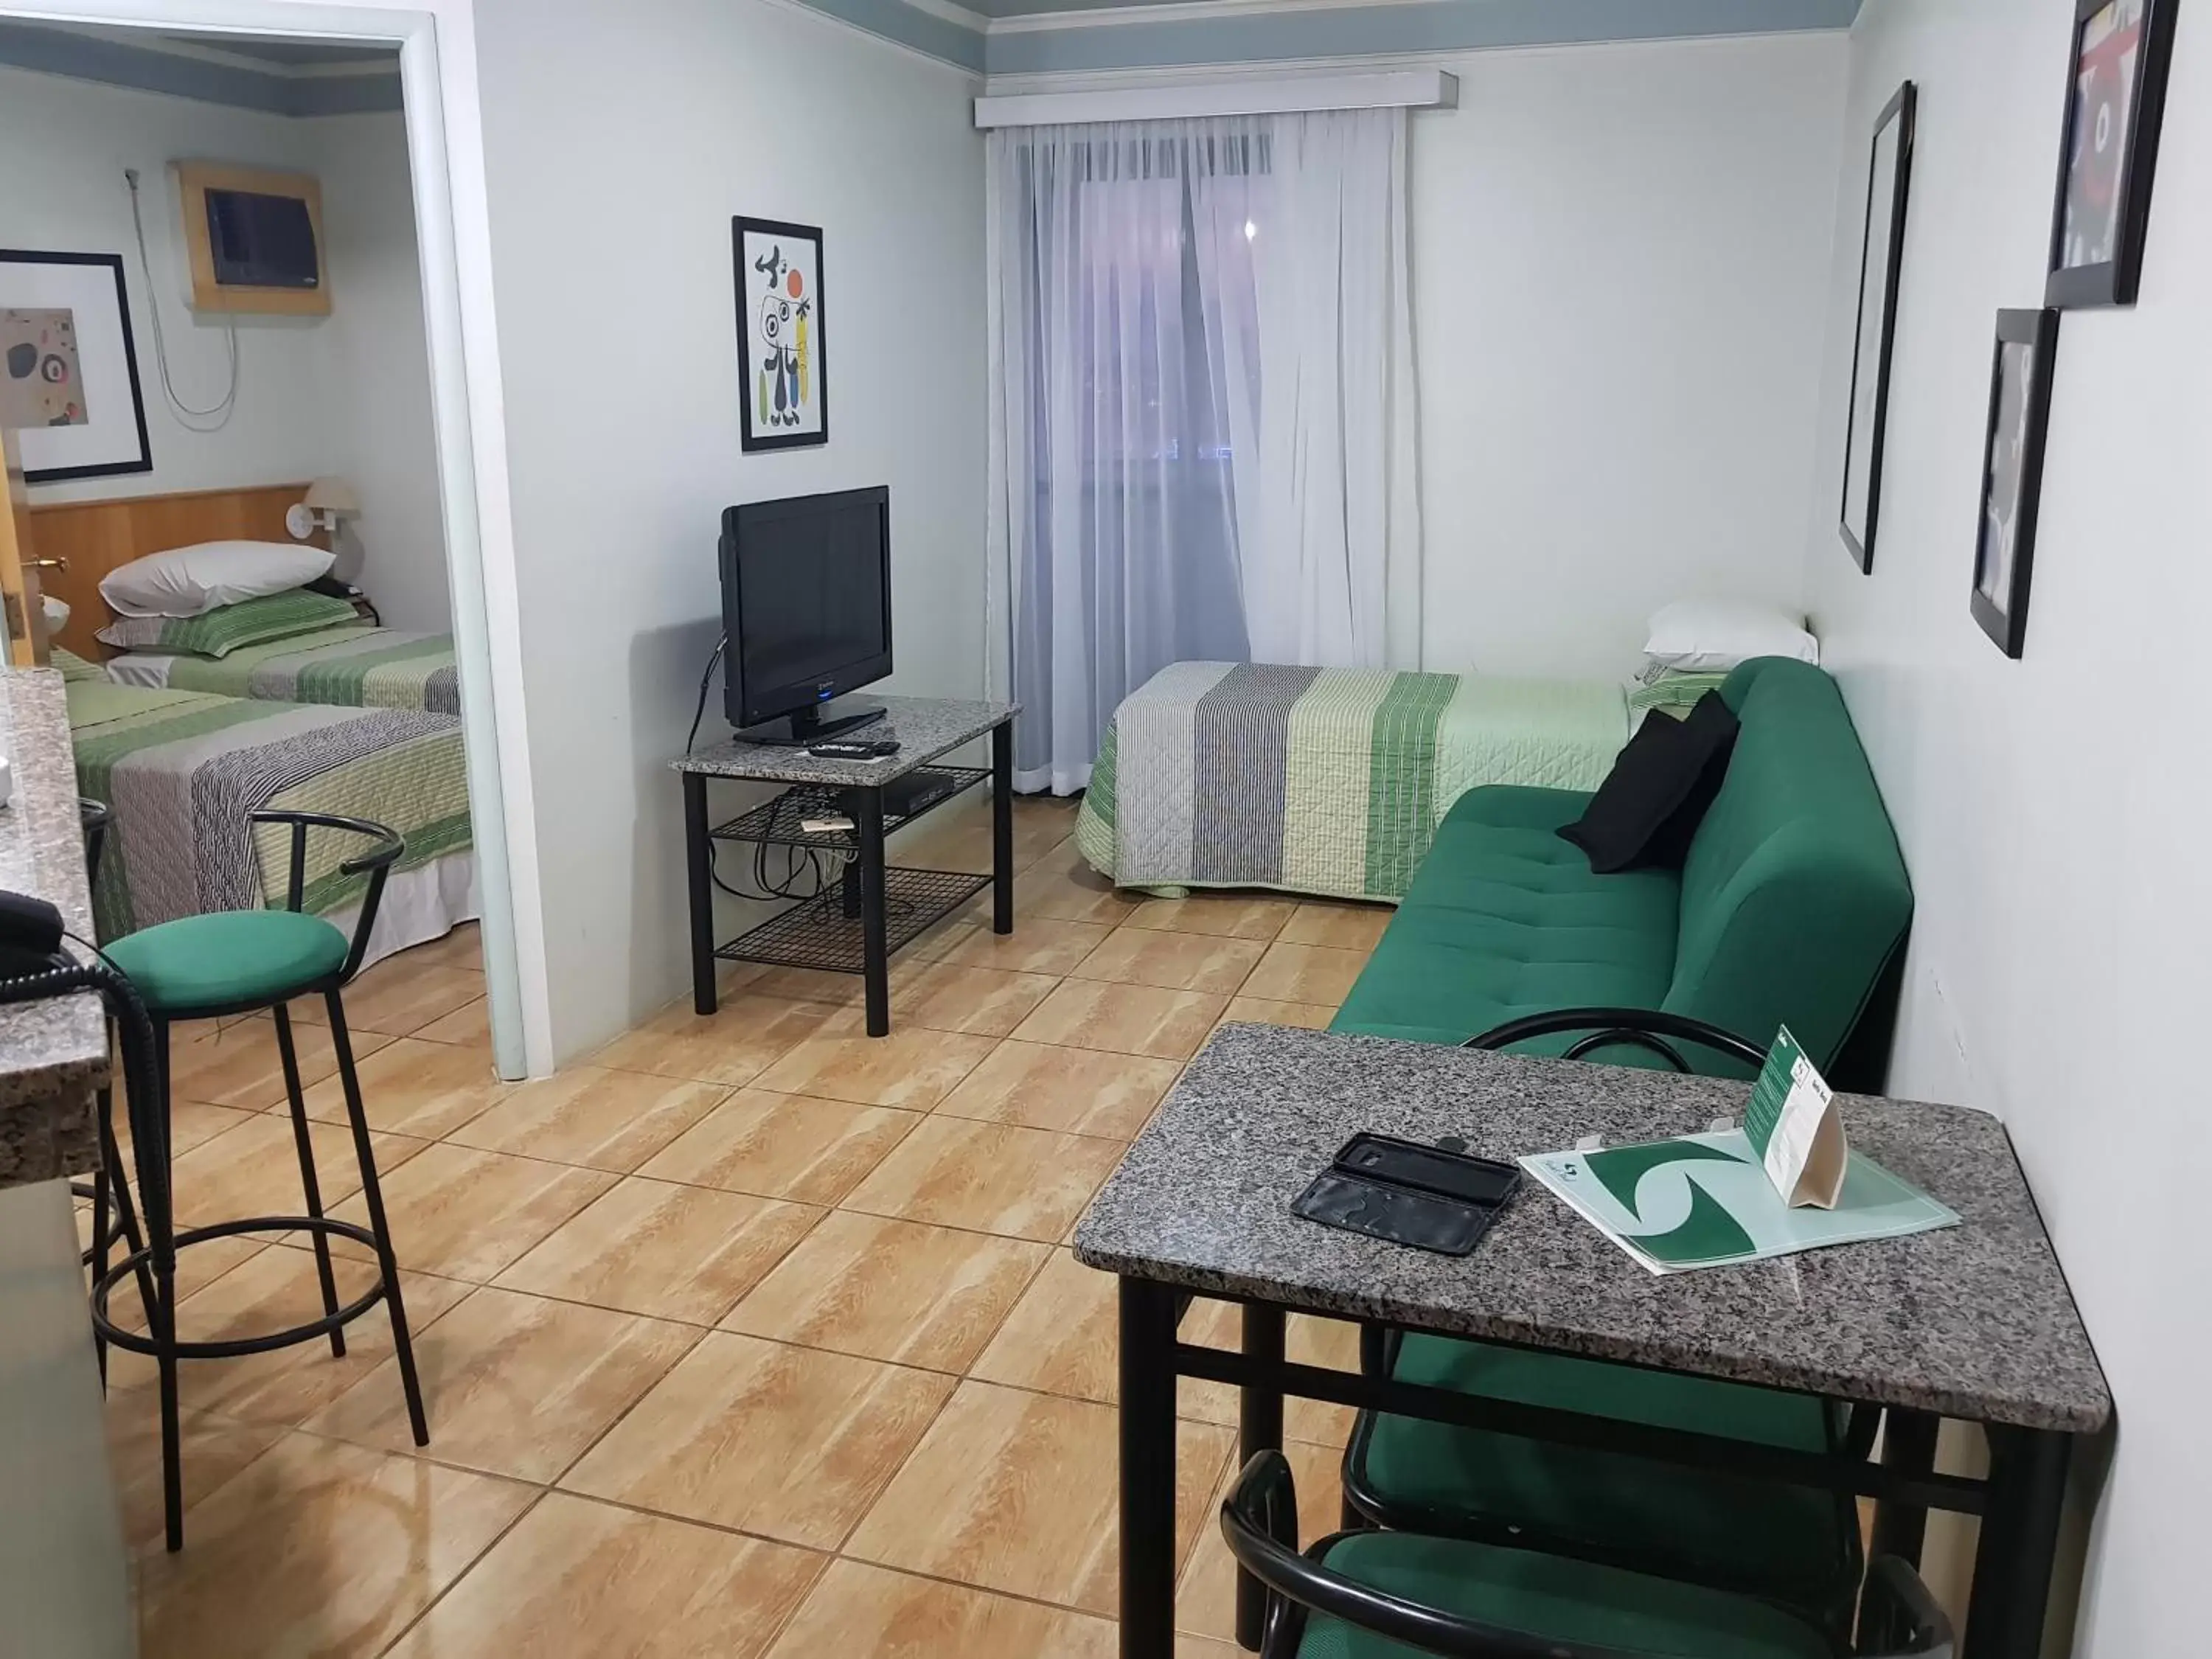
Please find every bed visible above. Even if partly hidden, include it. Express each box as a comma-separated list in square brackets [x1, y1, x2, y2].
[1073, 662, 1632, 902]
[100, 623, 461, 714]
[64, 669, 477, 970]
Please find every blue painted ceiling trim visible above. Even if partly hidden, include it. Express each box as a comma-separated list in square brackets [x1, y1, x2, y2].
[795, 0, 988, 70]
[0, 21, 402, 115]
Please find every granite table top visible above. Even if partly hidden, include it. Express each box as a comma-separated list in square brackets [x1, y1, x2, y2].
[672, 698, 1019, 790]
[1074, 1023, 2112, 1435]
[0, 670, 109, 1189]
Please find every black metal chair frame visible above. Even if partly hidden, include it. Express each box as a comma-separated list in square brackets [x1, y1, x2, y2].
[1224, 1451, 1954, 1659]
[87, 810, 428, 1553]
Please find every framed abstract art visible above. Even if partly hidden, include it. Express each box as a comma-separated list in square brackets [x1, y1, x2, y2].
[733, 217, 827, 451]
[0, 249, 152, 484]
[1971, 309, 2059, 658]
[2045, 0, 2179, 308]
[1840, 81, 1916, 572]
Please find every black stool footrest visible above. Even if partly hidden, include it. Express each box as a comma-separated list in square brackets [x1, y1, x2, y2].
[89, 1216, 389, 1360]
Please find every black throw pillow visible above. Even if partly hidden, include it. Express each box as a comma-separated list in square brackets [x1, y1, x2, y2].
[1559, 692, 1741, 874]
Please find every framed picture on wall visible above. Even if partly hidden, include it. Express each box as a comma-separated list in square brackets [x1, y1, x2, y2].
[2045, 0, 2179, 308]
[0, 249, 153, 484]
[1839, 80, 1916, 573]
[1971, 309, 2059, 658]
[733, 217, 827, 451]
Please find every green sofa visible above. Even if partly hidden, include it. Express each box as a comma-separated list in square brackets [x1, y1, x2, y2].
[1331, 655, 1911, 1079]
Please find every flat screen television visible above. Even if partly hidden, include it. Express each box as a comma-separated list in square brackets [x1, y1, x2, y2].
[718, 486, 891, 743]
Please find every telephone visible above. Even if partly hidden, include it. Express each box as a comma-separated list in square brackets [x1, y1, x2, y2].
[0, 889, 67, 979]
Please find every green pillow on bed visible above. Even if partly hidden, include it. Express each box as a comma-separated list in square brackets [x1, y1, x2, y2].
[50, 647, 103, 682]
[96, 589, 361, 659]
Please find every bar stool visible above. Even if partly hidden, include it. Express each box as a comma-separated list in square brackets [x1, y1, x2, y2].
[90, 810, 429, 1551]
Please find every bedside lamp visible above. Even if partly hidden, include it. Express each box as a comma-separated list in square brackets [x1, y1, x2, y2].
[285, 477, 359, 542]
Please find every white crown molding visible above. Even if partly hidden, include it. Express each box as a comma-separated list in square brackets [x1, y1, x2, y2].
[984, 0, 1448, 38]
[751, 0, 984, 78]
[975, 63, 1451, 122]
[32, 17, 395, 73]
[898, 0, 991, 32]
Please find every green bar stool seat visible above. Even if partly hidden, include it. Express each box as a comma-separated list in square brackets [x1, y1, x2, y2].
[88, 811, 430, 1554]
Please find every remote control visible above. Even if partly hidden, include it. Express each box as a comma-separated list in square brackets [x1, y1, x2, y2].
[809, 738, 901, 759]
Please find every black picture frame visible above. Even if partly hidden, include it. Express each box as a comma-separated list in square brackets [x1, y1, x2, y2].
[2044, 0, 2178, 308]
[1971, 308, 2059, 658]
[733, 216, 827, 452]
[1839, 80, 1916, 573]
[0, 248, 153, 484]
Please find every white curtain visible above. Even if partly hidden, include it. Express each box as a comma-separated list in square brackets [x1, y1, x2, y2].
[986, 109, 1420, 795]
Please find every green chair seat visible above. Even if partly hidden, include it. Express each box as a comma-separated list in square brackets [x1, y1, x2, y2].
[106, 909, 349, 1014]
[1346, 1335, 1856, 1622]
[1297, 1528, 1834, 1659]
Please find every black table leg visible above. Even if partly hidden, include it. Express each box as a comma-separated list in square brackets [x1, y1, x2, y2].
[683, 771, 717, 1016]
[992, 719, 1014, 935]
[1962, 1427, 2071, 1659]
[1871, 1408, 1941, 1568]
[1120, 1277, 1180, 1659]
[1237, 1303, 1285, 1652]
[857, 787, 890, 1037]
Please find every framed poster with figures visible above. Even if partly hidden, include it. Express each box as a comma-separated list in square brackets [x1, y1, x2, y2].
[734, 217, 827, 451]
[1840, 81, 1916, 573]
[0, 249, 152, 484]
[1971, 309, 2059, 658]
[2045, 0, 2178, 308]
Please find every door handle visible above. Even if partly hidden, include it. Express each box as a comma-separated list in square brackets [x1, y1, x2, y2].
[27, 557, 67, 571]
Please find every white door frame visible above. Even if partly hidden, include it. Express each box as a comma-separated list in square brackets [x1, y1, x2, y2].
[0, 0, 552, 1077]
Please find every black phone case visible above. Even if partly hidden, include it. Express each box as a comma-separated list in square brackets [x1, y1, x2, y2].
[1292, 1135, 1523, 1257]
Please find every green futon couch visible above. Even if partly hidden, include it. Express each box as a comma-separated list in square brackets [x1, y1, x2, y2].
[1331, 655, 1911, 1079]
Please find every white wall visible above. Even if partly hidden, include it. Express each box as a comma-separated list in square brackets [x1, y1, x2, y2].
[1801, 2, 2211, 1653]
[1413, 32, 1846, 676]
[0, 66, 451, 627]
[471, 0, 987, 1057]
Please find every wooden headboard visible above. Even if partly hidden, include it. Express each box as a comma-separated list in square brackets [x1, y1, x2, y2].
[28, 482, 326, 661]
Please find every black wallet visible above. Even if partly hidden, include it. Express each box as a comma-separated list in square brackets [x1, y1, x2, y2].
[1292, 1132, 1523, 1256]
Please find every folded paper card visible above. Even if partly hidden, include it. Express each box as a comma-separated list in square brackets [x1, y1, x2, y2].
[1743, 1025, 1847, 1208]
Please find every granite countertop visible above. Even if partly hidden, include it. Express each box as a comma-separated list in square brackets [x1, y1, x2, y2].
[1074, 1023, 2113, 1435]
[0, 670, 108, 1189]
[672, 697, 1019, 788]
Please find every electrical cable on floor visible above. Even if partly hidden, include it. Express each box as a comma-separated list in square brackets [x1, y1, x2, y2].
[125, 168, 240, 432]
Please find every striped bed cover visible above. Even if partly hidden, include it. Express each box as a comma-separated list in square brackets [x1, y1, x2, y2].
[1074, 663, 1630, 902]
[67, 678, 473, 940]
[108, 625, 460, 714]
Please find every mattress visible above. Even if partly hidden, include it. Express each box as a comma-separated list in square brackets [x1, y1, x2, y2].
[67, 678, 474, 944]
[1073, 663, 1629, 902]
[104, 624, 460, 714]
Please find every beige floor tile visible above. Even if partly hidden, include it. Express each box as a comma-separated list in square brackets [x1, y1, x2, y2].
[400, 922, 483, 974]
[930, 1038, 1179, 1138]
[1218, 995, 1339, 1032]
[723, 1210, 1043, 1371]
[907, 916, 1116, 975]
[841, 1116, 1121, 1242]
[133, 1433, 533, 1659]
[414, 998, 490, 1048]
[1010, 979, 1226, 1060]
[104, 1250, 472, 1429]
[495, 1178, 820, 1324]
[845, 1379, 1233, 1614]
[967, 1248, 1119, 1404]
[329, 1143, 614, 1283]
[1178, 1638, 1247, 1658]
[305, 1285, 698, 1483]
[765, 1559, 1117, 1659]
[300, 1038, 512, 1139]
[1177, 1439, 1345, 1641]
[1068, 927, 1265, 995]
[98, 1235, 267, 1338]
[1120, 893, 1298, 941]
[885, 960, 1061, 1036]
[1240, 941, 1369, 1006]
[104, 1401, 287, 1549]
[591, 995, 843, 1086]
[636, 1088, 919, 1204]
[1006, 844, 1144, 926]
[293, 960, 488, 1040]
[444, 1068, 725, 1174]
[167, 1113, 426, 1234]
[163, 1017, 395, 1112]
[751, 1023, 996, 1109]
[560, 1332, 952, 1550]
[385, 1491, 827, 1659]
[1279, 901, 1394, 951]
[1180, 1301, 1363, 1447]
[111, 1098, 256, 1166]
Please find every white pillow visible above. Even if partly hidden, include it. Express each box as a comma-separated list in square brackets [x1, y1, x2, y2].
[99, 540, 335, 619]
[41, 594, 69, 633]
[1643, 599, 1818, 675]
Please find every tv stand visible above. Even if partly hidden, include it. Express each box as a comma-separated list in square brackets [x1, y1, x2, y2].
[737, 700, 887, 748]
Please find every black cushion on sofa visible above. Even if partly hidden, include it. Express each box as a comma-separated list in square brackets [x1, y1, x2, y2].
[1559, 692, 1741, 874]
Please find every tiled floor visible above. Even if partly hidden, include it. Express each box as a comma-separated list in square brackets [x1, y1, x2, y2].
[95, 794, 1384, 1657]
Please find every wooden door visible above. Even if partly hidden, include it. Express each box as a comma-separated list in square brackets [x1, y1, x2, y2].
[0, 426, 52, 668]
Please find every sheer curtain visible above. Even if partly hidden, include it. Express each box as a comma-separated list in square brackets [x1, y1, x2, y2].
[986, 110, 1419, 795]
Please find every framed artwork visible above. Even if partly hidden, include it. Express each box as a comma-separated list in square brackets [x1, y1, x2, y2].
[2045, 0, 2178, 308]
[1972, 309, 2059, 658]
[0, 250, 152, 484]
[1840, 80, 1916, 573]
[733, 217, 827, 451]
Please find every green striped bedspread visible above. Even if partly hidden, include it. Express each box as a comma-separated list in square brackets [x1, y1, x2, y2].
[111, 624, 459, 714]
[68, 678, 473, 939]
[1074, 664, 1629, 902]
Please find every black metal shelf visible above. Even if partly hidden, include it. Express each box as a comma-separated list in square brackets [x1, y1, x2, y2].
[706, 765, 988, 852]
[712, 866, 992, 975]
